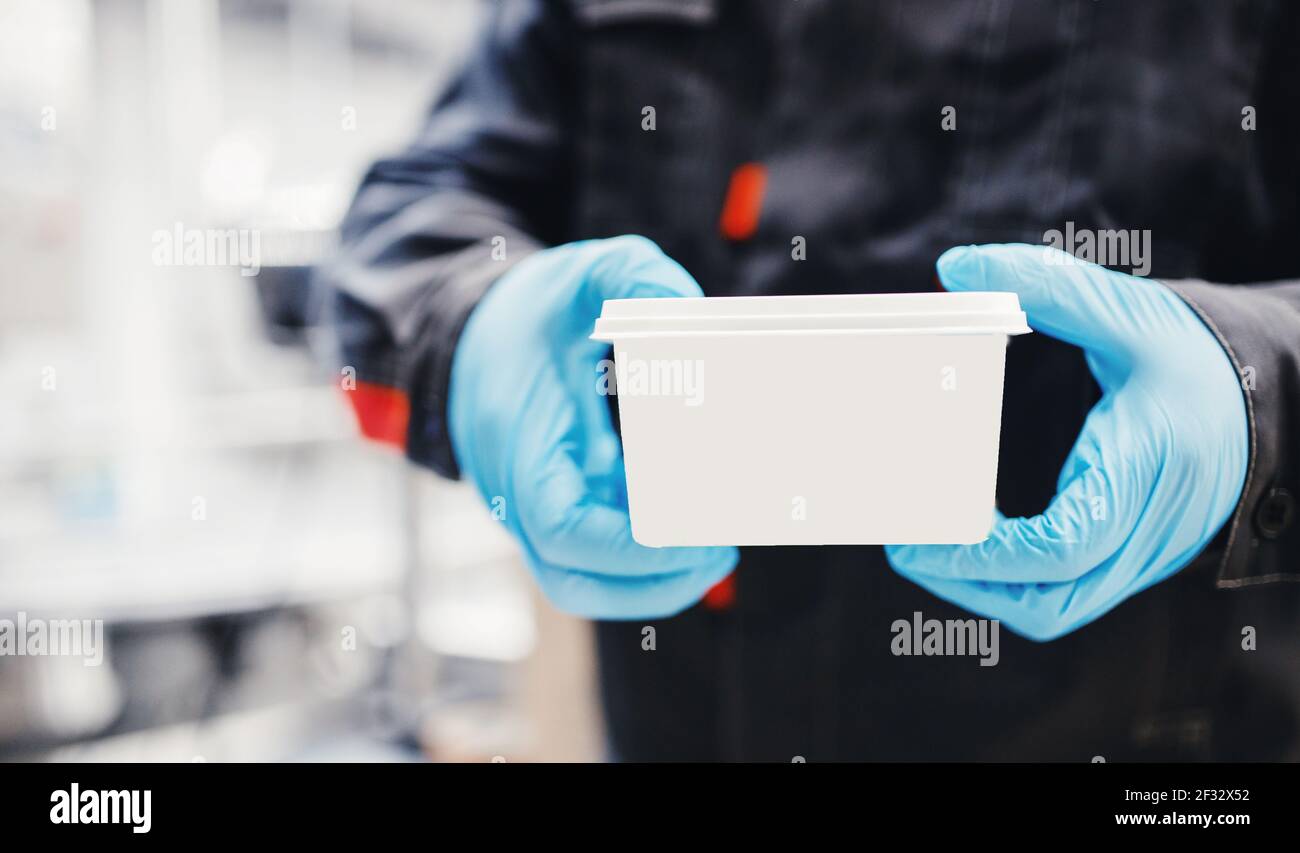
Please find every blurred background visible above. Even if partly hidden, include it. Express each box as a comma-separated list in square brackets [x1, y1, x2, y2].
[0, 0, 602, 762]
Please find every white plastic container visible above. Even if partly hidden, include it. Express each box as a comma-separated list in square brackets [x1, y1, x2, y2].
[591, 292, 1031, 546]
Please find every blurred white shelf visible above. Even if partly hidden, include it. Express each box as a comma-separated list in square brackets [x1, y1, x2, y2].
[0, 385, 359, 467]
[2, 525, 407, 621]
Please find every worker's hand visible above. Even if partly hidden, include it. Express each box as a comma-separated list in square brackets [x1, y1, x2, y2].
[449, 236, 739, 619]
[885, 243, 1248, 640]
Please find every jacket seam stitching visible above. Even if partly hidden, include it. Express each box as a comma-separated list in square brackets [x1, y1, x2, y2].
[1217, 573, 1300, 589]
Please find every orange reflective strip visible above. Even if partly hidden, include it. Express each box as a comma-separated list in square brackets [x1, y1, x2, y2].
[345, 381, 410, 449]
[719, 162, 767, 241]
[703, 573, 736, 610]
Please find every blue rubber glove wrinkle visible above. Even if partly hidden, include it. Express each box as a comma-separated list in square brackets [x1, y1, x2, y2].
[449, 236, 739, 619]
[885, 243, 1248, 640]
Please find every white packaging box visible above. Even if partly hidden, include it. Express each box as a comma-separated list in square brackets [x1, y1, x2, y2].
[591, 292, 1031, 546]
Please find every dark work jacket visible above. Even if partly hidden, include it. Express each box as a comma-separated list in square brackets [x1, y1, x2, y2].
[320, 0, 1300, 760]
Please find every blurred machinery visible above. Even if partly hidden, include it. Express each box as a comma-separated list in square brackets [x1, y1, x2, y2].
[0, 0, 599, 762]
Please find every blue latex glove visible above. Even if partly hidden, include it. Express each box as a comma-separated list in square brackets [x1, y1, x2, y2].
[886, 243, 1248, 640]
[449, 236, 739, 619]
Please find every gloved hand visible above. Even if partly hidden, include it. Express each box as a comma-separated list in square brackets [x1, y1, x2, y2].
[449, 235, 739, 619]
[885, 243, 1249, 640]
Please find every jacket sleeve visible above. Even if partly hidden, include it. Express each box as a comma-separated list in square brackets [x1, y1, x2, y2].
[317, 0, 575, 477]
[1165, 280, 1300, 587]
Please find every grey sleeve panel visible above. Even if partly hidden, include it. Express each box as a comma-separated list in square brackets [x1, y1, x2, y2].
[317, 0, 574, 478]
[1165, 279, 1300, 588]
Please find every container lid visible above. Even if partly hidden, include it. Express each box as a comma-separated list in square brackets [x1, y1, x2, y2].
[591, 292, 1031, 340]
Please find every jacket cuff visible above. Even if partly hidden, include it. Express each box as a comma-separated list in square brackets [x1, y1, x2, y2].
[406, 238, 542, 478]
[1164, 279, 1300, 588]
